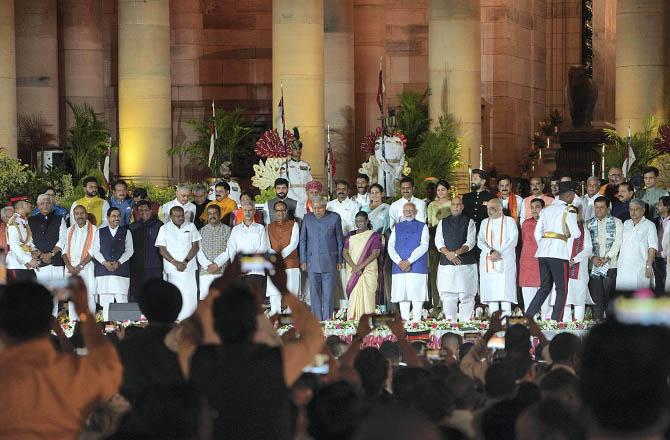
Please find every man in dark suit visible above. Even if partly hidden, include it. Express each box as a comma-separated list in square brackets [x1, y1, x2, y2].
[299, 196, 344, 320]
[117, 279, 184, 403]
[463, 169, 495, 233]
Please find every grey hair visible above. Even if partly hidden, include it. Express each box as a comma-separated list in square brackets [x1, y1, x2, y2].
[402, 202, 417, 210]
[176, 184, 190, 193]
[0, 206, 13, 221]
[311, 196, 327, 207]
[586, 176, 600, 185]
[192, 183, 208, 193]
[487, 198, 502, 208]
[36, 194, 52, 204]
[630, 198, 646, 210]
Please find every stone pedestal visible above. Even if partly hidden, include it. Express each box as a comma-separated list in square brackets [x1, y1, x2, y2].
[0, 0, 17, 157]
[273, 0, 325, 181]
[118, 0, 172, 184]
[556, 129, 607, 181]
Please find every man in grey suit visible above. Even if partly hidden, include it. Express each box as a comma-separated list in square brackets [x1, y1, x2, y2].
[299, 196, 344, 320]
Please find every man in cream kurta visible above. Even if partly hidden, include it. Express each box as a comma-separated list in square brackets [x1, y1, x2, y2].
[196, 204, 231, 299]
[477, 198, 519, 314]
[156, 206, 201, 320]
[159, 185, 197, 225]
[389, 177, 427, 229]
[616, 199, 658, 291]
[388, 202, 429, 322]
[63, 205, 97, 316]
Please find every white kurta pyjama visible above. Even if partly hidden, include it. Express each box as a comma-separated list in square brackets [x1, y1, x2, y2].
[266, 222, 300, 297]
[616, 217, 658, 291]
[388, 222, 429, 303]
[155, 222, 201, 320]
[92, 226, 134, 320]
[435, 217, 478, 295]
[159, 199, 197, 225]
[388, 196, 427, 230]
[477, 216, 519, 303]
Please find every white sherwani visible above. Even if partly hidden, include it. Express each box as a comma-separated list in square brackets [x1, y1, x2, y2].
[388, 196, 427, 229]
[388, 223, 429, 303]
[616, 217, 658, 291]
[477, 216, 519, 303]
[155, 222, 201, 320]
[63, 221, 97, 313]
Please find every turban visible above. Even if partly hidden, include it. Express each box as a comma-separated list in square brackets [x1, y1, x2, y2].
[305, 180, 323, 192]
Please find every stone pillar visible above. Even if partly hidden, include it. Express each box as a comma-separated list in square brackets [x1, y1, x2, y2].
[273, 0, 325, 180]
[615, 0, 670, 133]
[118, 0, 171, 184]
[0, 0, 17, 157]
[61, 0, 105, 127]
[353, 0, 384, 172]
[325, 0, 354, 179]
[428, 0, 481, 171]
[15, 0, 59, 144]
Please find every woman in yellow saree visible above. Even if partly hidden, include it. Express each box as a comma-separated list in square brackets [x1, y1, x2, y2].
[343, 211, 382, 321]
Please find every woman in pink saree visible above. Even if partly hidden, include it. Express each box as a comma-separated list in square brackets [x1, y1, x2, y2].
[343, 211, 382, 321]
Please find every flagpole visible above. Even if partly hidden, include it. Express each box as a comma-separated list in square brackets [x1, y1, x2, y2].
[281, 82, 290, 185]
[326, 123, 333, 198]
[379, 57, 387, 197]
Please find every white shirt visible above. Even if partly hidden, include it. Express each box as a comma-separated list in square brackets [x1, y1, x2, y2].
[500, 194, 524, 221]
[435, 217, 476, 254]
[389, 196, 427, 229]
[227, 222, 268, 274]
[534, 199, 581, 260]
[388, 222, 429, 265]
[617, 217, 658, 290]
[266, 221, 300, 259]
[327, 198, 361, 235]
[159, 199, 197, 225]
[354, 192, 370, 207]
[155, 222, 201, 273]
[92, 226, 134, 266]
[63, 221, 97, 267]
[5, 214, 34, 269]
[580, 193, 600, 222]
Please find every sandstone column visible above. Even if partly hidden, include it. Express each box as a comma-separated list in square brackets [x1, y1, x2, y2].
[615, 0, 670, 133]
[428, 0, 481, 172]
[15, 0, 59, 144]
[273, 0, 325, 180]
[0, 0, 17, 157]
[353, 0, 384, 172]
[61, 0, 105, 127]
[325, 0, 354, 179]
[118, 0, 171, 184]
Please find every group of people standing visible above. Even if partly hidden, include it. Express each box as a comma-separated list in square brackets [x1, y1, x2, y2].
[3, 162, 668, 323]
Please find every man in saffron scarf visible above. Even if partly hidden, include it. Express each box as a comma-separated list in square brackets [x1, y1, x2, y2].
[343, 211, 381, 321]
[477, 198, 519, 314]
[497, 175, 523, 223]
[266, 201, 300, 314]
[63, 205, 97, 317]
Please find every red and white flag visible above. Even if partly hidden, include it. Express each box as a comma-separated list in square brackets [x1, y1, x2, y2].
[622, 123, 636, 178]
[376, 58, 385, 113]
[208, 100, 217, 167]
[102, 136, 111, 185]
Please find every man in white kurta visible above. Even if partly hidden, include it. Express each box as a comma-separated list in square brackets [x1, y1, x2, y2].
[389, 177, 427, 229]
[63, 205, 97, 316]
[227, 201, 269, 293]
[92, 208, 134, 320]
[435, 197, 477, 321]
[388, 202, 429, 322]
[266, 200, 300, 314]
[616, 199, 658, 291]
[159, 185, 197, 225]
[196, 204, 231, 299]
[354, 174, 371, 206]
[156, 206, 201, 320]
[477, 198, 519, 314]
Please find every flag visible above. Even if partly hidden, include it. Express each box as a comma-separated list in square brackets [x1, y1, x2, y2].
[276, 94, 285, 139]
[328, 145, 336, 177]
[375, 58, 384, 113]
[102, 136, 111, 185]
[622, 123, 636, 178]
[208, 100, 217, 167]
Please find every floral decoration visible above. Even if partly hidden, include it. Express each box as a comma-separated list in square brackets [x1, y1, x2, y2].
[254, 129, 295, 158]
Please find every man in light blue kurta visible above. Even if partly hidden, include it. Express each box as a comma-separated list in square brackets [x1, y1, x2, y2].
[299, 197, 344, 320]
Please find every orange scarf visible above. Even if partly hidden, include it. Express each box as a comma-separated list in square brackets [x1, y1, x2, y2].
[67, 222, 94, 260]
[498, 192, 519, 221]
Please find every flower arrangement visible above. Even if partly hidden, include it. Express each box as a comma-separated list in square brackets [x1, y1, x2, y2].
[360, 127, 383, 156]
[252, 157, 286, 191]
[254, 129, 295, 158]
